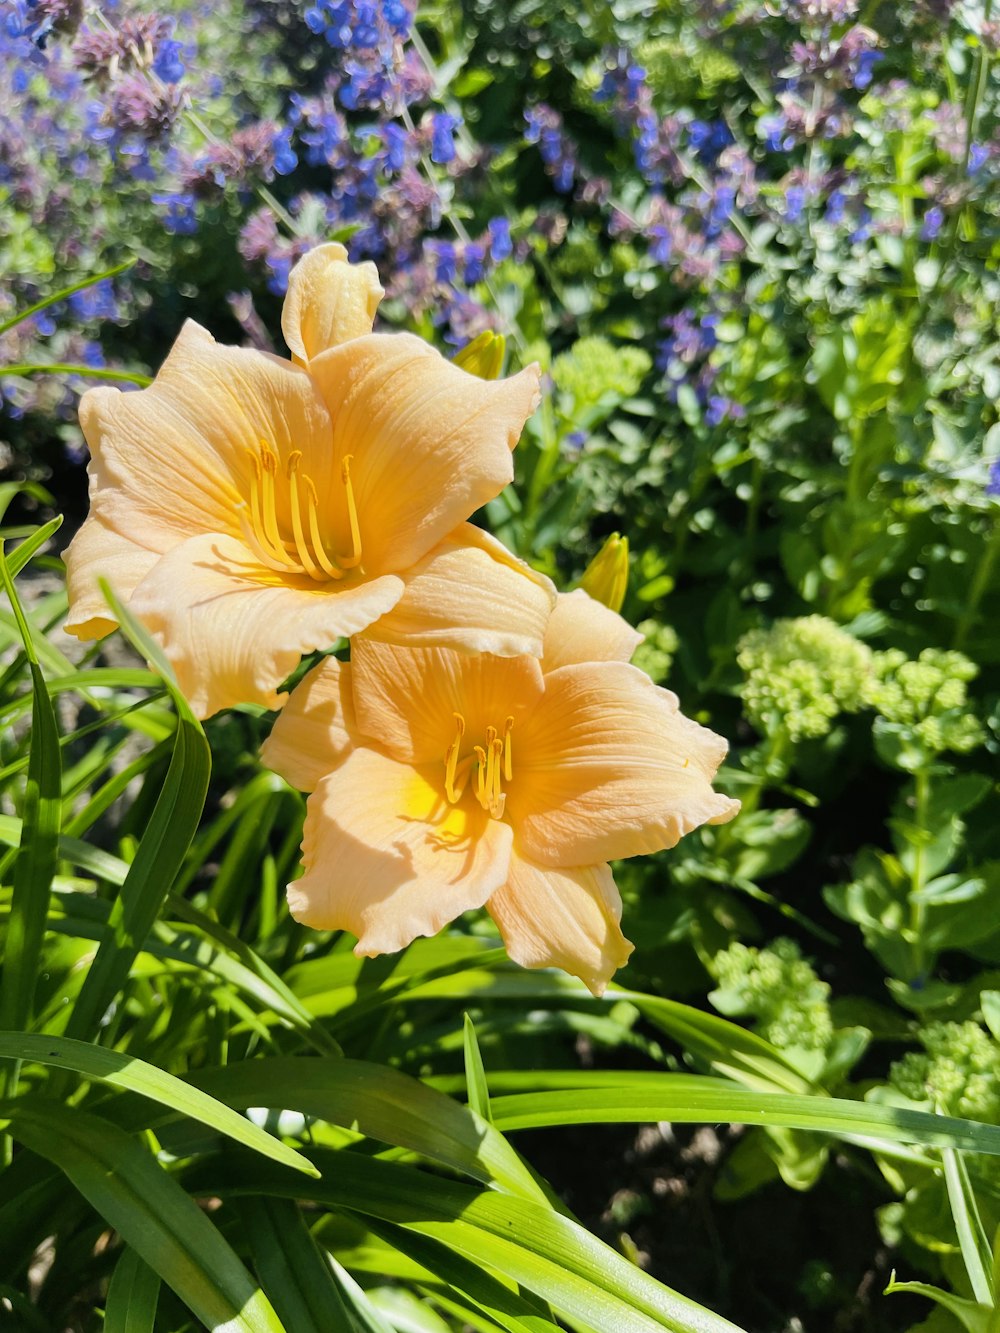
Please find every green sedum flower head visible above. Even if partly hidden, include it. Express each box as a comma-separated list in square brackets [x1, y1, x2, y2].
[552, 336, 651, 414]
[737, 616, 872, 742]
[890, 1021, 1000, 1123]
[710, 938, 834, 1052]
[862, 649, 984, 757]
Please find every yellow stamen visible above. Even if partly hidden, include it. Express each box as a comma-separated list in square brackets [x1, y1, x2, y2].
[303, 475, 345, 581]
[286, 451, 325, 581]
[473, 745, 487, 806]
[339, 454, 362, 568]
[245, 449, 290, 566]
[502, 716, 514, 782]
[444, 713, 465, 803]
[258, 443, 287, 556]
[488, 737, 505, 819]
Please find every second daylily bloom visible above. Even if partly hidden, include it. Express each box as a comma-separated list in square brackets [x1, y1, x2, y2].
[262, 590, 740, 994]
[63, 243, 550, 717]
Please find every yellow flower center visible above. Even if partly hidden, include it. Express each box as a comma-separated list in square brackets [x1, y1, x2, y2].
[443, 712, 513, 820]
[241, 440, 362, 582]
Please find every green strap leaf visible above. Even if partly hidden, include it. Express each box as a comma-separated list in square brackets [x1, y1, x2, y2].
[943, 1146, 995, 1305]
[464, 1013, 493, 1122]
[235, 1197, 363, 1333]
[104, 1248, 161, 1333]
[884, 1278, 993, 1333]
[3, 1102, 284, 1333]
[1, 363, 152, 386]
[64, 590, 211, 1042]
[0, 547, 62, 1043]
[362, 1220, 560, 1333]
[0, 257, 137, 336]
[188, 1057, 549, 1203]
[0, 1033, 318, 1178]
[189, 1149, 747, 1333]
[482, 1080, 1000, 1156]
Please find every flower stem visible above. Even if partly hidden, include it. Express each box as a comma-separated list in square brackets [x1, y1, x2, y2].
[908, 766, 931, 978]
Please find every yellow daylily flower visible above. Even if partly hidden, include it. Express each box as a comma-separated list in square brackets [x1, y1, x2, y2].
[63, 242, 550, 717]
[262, 589, 740, 995]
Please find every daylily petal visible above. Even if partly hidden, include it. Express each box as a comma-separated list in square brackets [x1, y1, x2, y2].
[542, 588, 643, 672]
[487, 853, 633, 997]
[507, 661, 740, 867]
[129, 532, 403, 718]
[350, 638, 544, 765]
[364, 523, 556, 659]
[307, 333, 541, 573]
[261, 658, 357, 793]
[81, 320, 332, 549]
[290, 747, 513, 954]
[63, 509, 160, 640]
[281, 242, 384, 364]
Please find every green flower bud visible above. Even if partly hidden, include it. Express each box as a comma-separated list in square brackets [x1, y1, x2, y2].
[580, 533, 629, 613]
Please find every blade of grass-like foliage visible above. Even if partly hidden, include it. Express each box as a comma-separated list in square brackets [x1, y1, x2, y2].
[42, 895, 334, 1039]
[3, 516, 62, 578]
[104, 1248, 161, 1333]
[482, 1079, 1000, 1156]
[395, 970, 810, 1093]
[193, 1149, 747, 1333]
[165, 896, 342, 1057]
[0, 548, 62, 1052]
[464, 1014, 493, 1122]
[3, 1102, 284, 1332]
[943, 1146, 995, 1305]
[362, 1219, 567, 1333]
[236, 1197, 364, 1333]
[0, 257, 136, 335]
[188, 1057, 548, 1202]
[62, 738, 173, 839]
[0, 605, 77, 681]
[0, 1033, 318, 1177]
[328, 1255, 403, 1333]
[2, 363, 152, 385]
[63, 588, 211, 1042]
[884, 1278, 993, 1333]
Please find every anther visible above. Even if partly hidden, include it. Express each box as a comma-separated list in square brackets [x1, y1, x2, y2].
[502, 716, 514, 782]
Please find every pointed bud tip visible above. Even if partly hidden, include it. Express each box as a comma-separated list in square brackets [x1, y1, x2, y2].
[453, 330, 506, 379]
[579, 533, 629, 612]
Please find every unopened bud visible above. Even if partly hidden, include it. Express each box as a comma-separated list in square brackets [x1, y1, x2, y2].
[579, 533, 629, 613]
[453, 330, 505, 380]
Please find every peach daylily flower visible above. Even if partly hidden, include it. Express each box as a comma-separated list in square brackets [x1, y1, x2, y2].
[262, 589, 740, 995]
[63, 243, 551, 717]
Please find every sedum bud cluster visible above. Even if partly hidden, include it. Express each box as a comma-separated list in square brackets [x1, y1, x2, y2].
[710, 938, 833, 1051]
[631, 618, 679, 683]
[861, 648, 984, 756]
[552, 336, 652, 414]
[890, 1021, 1000, 1123]
[737, 615, 872, 742]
